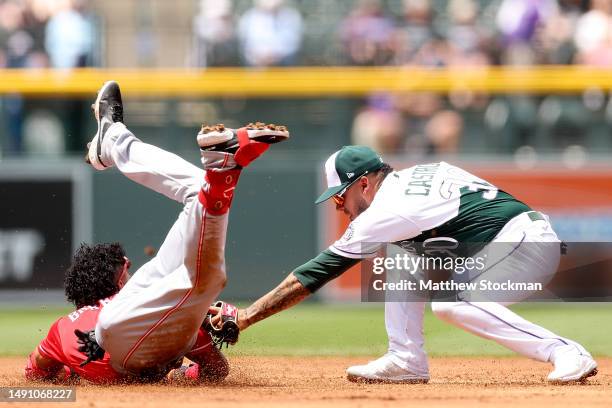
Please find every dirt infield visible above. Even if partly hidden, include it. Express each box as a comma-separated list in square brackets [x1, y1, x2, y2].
[1, 356, 610, 407]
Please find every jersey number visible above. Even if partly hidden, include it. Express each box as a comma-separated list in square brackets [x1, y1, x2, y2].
[439, 178, 498, 200]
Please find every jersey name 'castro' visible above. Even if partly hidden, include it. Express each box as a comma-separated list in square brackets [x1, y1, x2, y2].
[330, 162, 531, 259]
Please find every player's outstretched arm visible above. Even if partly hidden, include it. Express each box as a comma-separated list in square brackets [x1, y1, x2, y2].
[26, 319, 77, 384]
[238, 249, 360, 330]
[25, 349, 68, 383]
[239, 272, 310, 330]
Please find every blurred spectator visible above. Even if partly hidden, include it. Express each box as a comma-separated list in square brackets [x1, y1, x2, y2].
[353, 92, 465, 156]
[574, 0, 612, 65]
[238, 0, 303, 67]
[0, 0, 47, 154]
[45, 0, 95, 154]
[44, 0, 94, 68]
[339, 0, 395, 65]
[0, 0, 96, 155]
[395, 92, 463, 155]
[351, 94, 404, 153]
[536, 4, 577, 64]
[424, 110, 463, 155]
[0, 0, 46, 68]
[410, 35, 453, 66]
[446, 0, 482, 54]
[496, 0, 558, 46]
[496, 0, 558, 65]
[393, 0, 435, 64]
[192, 0, 239, 67]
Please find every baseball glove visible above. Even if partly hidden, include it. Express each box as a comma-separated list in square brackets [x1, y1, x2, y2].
[74, 329, 105, 367]
[203, 301, 240, 349]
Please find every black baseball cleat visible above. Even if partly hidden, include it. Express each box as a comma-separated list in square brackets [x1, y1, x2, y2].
[86, 81, 124, 170]
[197, 122, 289, 154]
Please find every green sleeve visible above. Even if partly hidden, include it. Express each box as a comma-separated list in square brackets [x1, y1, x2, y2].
[292, 249, 360, 293]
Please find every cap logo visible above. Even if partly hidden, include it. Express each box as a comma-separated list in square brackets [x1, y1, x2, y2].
[346, 172, 355, 178]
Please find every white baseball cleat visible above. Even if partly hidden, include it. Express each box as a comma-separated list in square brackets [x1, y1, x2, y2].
[346, 354, 429, 384]
[198, 122, 289, 168]
[547, 345, 598, 383]
[197, 122, 289, 153]
[86, 80, 124, 170]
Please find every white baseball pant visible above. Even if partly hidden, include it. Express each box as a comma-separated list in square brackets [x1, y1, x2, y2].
[94, 123, 228, 375]
[385, 211, 590, 376]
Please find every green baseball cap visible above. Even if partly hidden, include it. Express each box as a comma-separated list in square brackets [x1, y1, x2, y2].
[315, 145, 384, 204]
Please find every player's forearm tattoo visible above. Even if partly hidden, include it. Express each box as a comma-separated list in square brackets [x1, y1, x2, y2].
[243, 273, 310, 328]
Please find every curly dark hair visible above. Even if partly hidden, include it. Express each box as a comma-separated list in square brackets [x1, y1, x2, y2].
[65, 242, 126, 308]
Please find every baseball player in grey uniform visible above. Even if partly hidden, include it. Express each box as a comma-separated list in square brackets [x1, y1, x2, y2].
[225, 145, 597, 384]
[83, 81, 289, 378]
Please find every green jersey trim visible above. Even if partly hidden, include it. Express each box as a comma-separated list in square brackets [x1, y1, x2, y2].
[293, 249, 359, 292]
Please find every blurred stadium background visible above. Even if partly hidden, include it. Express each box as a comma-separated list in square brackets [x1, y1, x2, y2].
[1, 0, 611, 357]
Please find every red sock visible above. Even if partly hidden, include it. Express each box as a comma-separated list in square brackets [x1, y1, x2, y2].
[234, 128, 270, 167]
[198, 169, 241, 215]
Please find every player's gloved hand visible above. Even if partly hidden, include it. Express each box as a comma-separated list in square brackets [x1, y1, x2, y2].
[203, 301, 240, 349]
[74, 329, 105, 367]
[209, 306, 250, 330]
